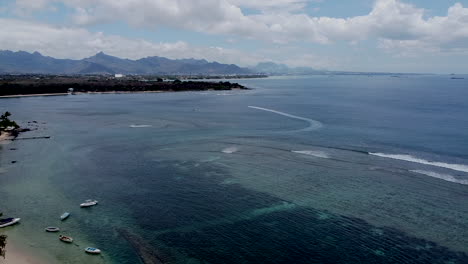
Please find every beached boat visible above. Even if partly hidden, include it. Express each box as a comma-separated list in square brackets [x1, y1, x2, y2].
[80, 199, 98, 208]
[85, 247, 101, 254]
[59, 235, 73, 243]
[60, 212, 70, 220]
[45, 226, 60, 232]
[0, 218, 20, 228]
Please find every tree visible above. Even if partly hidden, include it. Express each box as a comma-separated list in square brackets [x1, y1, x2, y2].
[0, 234, 6, 259]
[0, 112, 19, 130]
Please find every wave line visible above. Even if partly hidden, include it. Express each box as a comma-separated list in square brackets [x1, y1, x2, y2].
[370, 152, 468, 173]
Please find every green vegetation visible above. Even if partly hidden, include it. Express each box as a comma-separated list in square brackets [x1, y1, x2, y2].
[0, 234, 6, 259]
[0, 76, 248, 96]
[0, 112, 19, 131]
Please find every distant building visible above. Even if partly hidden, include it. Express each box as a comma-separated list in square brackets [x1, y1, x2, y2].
[115, 74, 124, 78]
[67, 88, 74, 94]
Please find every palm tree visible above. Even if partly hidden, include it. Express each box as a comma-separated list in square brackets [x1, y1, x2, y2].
[0, 111, 19, 130]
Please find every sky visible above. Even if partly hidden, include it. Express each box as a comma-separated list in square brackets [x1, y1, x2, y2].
[0, 0, 468, 73]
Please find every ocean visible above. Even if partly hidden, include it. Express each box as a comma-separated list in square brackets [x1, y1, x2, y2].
[1, 75, 468, 263]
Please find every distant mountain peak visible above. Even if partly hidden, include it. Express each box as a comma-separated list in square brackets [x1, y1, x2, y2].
[88, 51, 115, 59]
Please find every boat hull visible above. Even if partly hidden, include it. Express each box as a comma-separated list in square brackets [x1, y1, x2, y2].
[85, 247, 101, 254]
[80, 200, 98, 207]
[45, 227, 60, 232]
[0, 218, 20, 228]
[60, 212, 70, 220]
[59, 235, 73, 243]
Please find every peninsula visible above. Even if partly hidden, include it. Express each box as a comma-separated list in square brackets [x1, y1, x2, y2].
[0, 75, 249, 97]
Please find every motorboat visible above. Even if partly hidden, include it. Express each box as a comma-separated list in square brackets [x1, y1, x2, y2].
[59, 235, 73, 243]
[85, 247, 101, 254]
[45, 226, 60, 232]
[0, 218, 20, 228]
[80, 199, 98, 208]
[60, 212, 70, 221]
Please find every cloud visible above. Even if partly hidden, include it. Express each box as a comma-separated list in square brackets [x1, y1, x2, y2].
[11, 0, 468, 54]
[377, 3, 468, 54]
[0, 18, 270, 66]
[228, 0, 313, 12]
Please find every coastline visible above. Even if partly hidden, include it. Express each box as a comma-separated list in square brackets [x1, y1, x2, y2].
[0, 93, 69, 98]
[0, 132, 14, 142]
[0, 88, 247, 99]
[3, 242, 47, 264]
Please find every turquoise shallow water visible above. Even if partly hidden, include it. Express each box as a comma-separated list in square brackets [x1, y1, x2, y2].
[1, 75, 468, 263]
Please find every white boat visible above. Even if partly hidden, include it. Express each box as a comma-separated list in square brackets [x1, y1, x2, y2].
[60, 212, 70, 220]
[59, 235, 73, 243]
[45, 226, 60, 232]
[85, 247, 101, 254]
[80, 199, 98, 208]
[0, 218, 20, 228]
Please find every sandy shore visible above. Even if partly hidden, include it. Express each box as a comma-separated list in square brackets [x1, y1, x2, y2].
[0, 93, 69, 98]
[0, 88, 243, 98]
[3, 243, 46, 264]
[0, 91, 168, 98]
[0, 132, 14, 142]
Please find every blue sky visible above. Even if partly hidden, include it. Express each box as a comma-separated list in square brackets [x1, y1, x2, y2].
[1, 0, 468, 73]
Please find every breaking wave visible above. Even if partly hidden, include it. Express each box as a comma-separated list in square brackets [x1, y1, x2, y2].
[411, 170, 468, 185]
[248, 106, 323, 131]
[130, 124, 152, 128]
[369, 153, 468, 173]
[292, 150, 329, 159]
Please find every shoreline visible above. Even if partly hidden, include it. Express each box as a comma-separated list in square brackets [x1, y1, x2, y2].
[0, 93, 69, 98]
[3, 241, 47, 264]
[0, 132, 14, 142]
[0, 88, 246, 99]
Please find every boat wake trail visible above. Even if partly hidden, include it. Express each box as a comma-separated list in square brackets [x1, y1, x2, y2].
[130, 124, 152, 128]
[411, 170, 468, 185]
[370, 153, 468, 173]
[248, 106, 323, 132]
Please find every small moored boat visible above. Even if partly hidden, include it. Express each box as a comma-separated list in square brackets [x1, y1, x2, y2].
[60, 212, 70, 221]
[0, 218, 20, 228]
[80, 199, 98, 208]
[85, 247, 101, 254]
[45, 226, 60, 232]
[59, 235, 73, 243]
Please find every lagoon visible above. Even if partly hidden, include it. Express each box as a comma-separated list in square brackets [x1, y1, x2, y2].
[1, 75, 468, 263]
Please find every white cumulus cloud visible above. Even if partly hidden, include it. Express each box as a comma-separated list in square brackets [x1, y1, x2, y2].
[11, 0, 468, 53]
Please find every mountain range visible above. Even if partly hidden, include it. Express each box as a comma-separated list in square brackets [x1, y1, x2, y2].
[0, 50, 256, 75]
[0, 50, 322, 75]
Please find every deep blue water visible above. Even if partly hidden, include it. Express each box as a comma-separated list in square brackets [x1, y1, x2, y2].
[1, 75, 468, 263]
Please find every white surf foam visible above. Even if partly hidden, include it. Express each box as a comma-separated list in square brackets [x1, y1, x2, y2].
[222, 147, 238, 154]
[292, 150, 329, 159]
[411, 170, 468, 185]
[130, 124, 152, 128]
[248, 106, 323, 131]
[369, 152, 468, 173]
